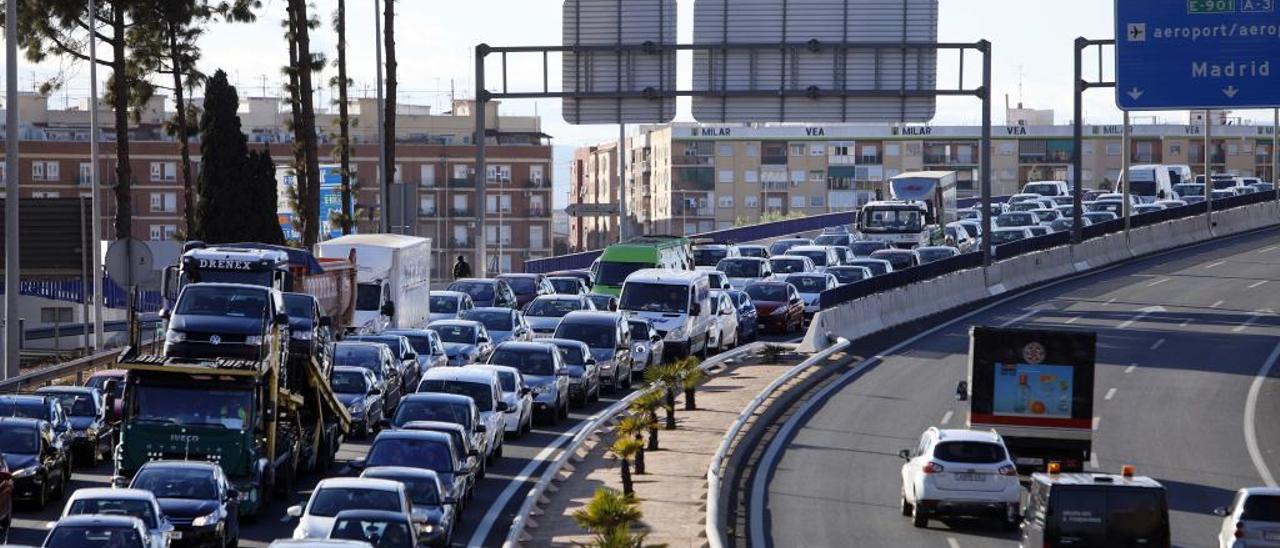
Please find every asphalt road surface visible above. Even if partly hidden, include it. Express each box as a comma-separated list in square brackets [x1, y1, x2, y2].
[756, 227, 1280, 548]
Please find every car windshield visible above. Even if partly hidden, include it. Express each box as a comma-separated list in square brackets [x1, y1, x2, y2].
[394, 400, 471, 429]
[1032, 210, 1057, 222]
[850, 261, 889, 276]
[849, 242, 887, 256]
[307, 487, 402, 517]
[283, 295, 312, 320]
[718, 259, 763, 278]
[933, 441, 1006, 463]
[957, 224, 979, 238]
[527, 299, 584, 318]
[770, 259, 808, 274]
[348, 337, 404, 357]
[620, 282, 689, 314]
[995, 214, 1035, 227]
[588, 295, 616, 311]
[449, 281, 495, 302]
[430, 296, 460, 314]
[786, 276, 828, 293]
[693, 248, 729, 267]
[463, 310, 515, 332]
[596, 261, 651, 286]
[47, 526, 143, 548]
[1091, 202, 1123, 214]
[919, 249, 956, 263]
[387, 333, 431, 355]
[556, 324, 616, 349]
[495, 371, 518, 392]
[862, 209, 923, 231]
[550, 279, 580, 293]
[738, 247, 768, 258]
[86, 375, 124, 399]
[131, 467, 217, 500]
[489, 348, 556, 376]
[433, 325, 477, 344]
[334, 345, 384, 370]
[1242, 495, 1280, 520]
[45, 392, 98, 417]
[991, 230, 1026, 244]
[330, 370, 369, 394]
[503, 277, 537, 293]
[873, 253, 914, 270]
[175, 286, 267, 318]
[367, 438, 454, 471]
[1214, 179, 1239, 190]
[331, 517, 415, 548]
[556, 345, 586, 366]
[792, 250, 830, 267]
[0, 425, 38, 453]
[1024, 183, 1060, 195]
[67, 499, 158, 528]
[746, 285, 788, 302]
[813, 234, 850, 246]
[628, 322, 651, 340]
[418, 380, 493, 411]
[1129, 180, 1157, 196]
[133, 385, 251, 429]
[829, 269, 868, 284]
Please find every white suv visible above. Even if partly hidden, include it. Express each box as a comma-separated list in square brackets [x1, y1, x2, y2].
[1215, 487, 1280, 548]
[899, 427, 1020, 529]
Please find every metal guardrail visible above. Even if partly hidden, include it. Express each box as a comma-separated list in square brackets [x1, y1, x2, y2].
[704, 337, 850, 548]
[0, 346, 127, 393]
[502, 342, 765, 548]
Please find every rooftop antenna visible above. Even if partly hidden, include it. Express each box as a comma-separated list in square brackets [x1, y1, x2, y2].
[1018, 65, 1024, 106]
[260, 74, 268, 97]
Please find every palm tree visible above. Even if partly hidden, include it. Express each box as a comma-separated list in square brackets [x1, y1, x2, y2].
[616, 414, 653, 475]
[571, 487, 642, 536]
[629, 390, 665, 451]
[609, 436, 645, 496]
[677, 357, 707, 411]
[644, 362, 684, 430]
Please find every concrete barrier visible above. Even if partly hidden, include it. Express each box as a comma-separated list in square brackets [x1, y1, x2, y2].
[1128, 224, 1161, 257]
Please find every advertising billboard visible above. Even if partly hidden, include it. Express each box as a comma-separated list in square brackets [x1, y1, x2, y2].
[276, 165, 356, 242]
[991, 362, 1075, 419]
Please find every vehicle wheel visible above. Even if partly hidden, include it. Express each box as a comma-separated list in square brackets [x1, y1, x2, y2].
[495, 440, 504, 459]
[911, 500, 929, 528]
[477, 457, 487, 479]
[590, 384, 600, 403]
[548, 405, 560, 426]
[56, 466, 69, 499]
[0, 516, 10, 543]
[696, 337, 708, 359]
[622, 371, 632, 390]
[560, 398, 570, 419]
[900, 493, 913, 517]
[33, 474, 48, 510]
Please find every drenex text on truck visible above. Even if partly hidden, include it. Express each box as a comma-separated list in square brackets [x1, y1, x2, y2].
[857, 171, 957, 249]
[961, 326, 1097, 473]
[592, 235, 692, 297]
[161, 242, 357, 334]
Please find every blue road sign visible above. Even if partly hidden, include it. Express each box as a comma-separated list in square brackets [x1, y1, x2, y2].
[1115, 0, 1280, 110]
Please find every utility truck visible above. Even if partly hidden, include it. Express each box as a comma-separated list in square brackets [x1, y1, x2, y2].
[316, 234, 433, 334]
[857, 171, 957, 249]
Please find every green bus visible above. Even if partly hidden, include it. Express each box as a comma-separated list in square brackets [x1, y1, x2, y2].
[592, 236, 692, 296]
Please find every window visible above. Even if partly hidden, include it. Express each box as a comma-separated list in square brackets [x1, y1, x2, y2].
[150, 162, 176, 182]
[719, 170, 734, 184]
[808, 170, 825, 182]
[718, 144, 734, 157]
[79, 163, 92, 185]
[831, 144, 852, 157]
[150, 192, 177, 213]
[809, 195, 825, 208]
[530, 164, 545, 184]
[860, 145, 879, 163]
[789, 144, 806, 156]
[790, 170, 806, 183]
[148, 224, 176, 241]
[790, 196, 806, 209]
[420, 164, 436, 186]
[998, 142, 1017, 156]
[530, 225, 545, 249]
[744, 170, 759, 184]
[1169, 143, 1182, 156]
[41, 307, 73, 323]
[486, 164, 511, 183]
[1106, 142, 1123, 156]
[420, 196, 436, 215]
[486, 225, 513, 245]
[486, 194, 512, 214]
[745, 143, 759, 157]
[31, 161, 45, 181]
[809, 144, 826, 156]
[884, 144, 901, 157]
[453, 225, 468, 246]
[530, 195, 546, 216]
[906, 143, 922, 156]
[452, 194, 468, 212]
[452, 164, 471, 180]
[745, 196, 759, 208]
[718, 196, 734, 208]
[761, 167, 788, 183]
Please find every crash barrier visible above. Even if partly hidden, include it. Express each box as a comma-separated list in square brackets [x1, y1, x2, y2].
[4, 275, 163, 311]
[819, 252, 983, 308]
[804, 196, 1280, 352]
[502, 342, 765, 548]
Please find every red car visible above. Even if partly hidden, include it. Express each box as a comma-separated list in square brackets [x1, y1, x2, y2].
[745, 282, 805, 334]
[496, 273, 556, 309]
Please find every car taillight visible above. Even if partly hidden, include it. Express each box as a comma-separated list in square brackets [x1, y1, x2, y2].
[1235, 522, 1245, 539]
[922, 462, 945, 474]
[998, 465, 1017, 476]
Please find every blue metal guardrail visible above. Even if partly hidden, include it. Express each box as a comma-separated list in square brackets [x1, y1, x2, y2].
[2, 276, 163, 312]
[22, 316, 163, 342]
[820, 191, 1277, 309]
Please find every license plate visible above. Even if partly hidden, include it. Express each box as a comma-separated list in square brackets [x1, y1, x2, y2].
[1015, 457, 1044, 466]
[955, 473, 986, 482]
[170, 532, 183, 540]
[1265, 532, 1280, 541]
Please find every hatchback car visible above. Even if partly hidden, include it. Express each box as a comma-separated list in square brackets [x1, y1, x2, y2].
[327, 509, 422, 548]
[130, 460, 239, 547]
[416, 368, 508, 465]
[393, 422, 479, 508]
[390, 393, 483, 483]
[332, 342, 403, 411]
[847, 258, 894, 277]
[522, 295, 596, 338]
[360, 467, 458, 547]
[353, 431, 474, 507]
[428, 291, 475, 323]
[0, 416, 68, 509]
[426, 320, 493, 366]
[486, 342, 569, 424]
[1215, 487, 1280, 548]
[544, 338, 601, 407]
[445, 279, 518, 309]
[708, 291, 741, 353]
[553, 312, 633, 393]
[899, 428, 1020, 529]
[469, 365, 532, 437]
[916, 246, 961, 265]
[725, 289, 759, 343]
[626, 318, 665, 375]
[745, 282, 804, 334]
[345, 335, 420, 396]
[461, 307, 531, 345]
[827, 265, 873, 285]
[60, 488, 174, 548]
[288, 478, 409, 540]
[781, 273, 838, 320]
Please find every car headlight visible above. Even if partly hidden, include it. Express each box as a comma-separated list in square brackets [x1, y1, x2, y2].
[771, 307, 789, 316]
[349, 400, 365, 413]
[421, 524, 436, 534]
[599, 360, 615, 371]
[664, 326, 686, 341]
[633, 344, 646, 354]
[191, 511, 218, 527]
[165, 330, 186, 344]
[291, 331, 312, 341]
[11, 466, 38, 479]
[244, 335, 264, 346]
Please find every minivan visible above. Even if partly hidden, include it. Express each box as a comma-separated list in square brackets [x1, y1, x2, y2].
[617, 269, 714, 360]
[553, 311, 633, 391]
[1020, 468, 1170, 548]
[163, 283, 290, 362]
[1122, 164, 1175, 203]
[1021, 181, 1070, 198]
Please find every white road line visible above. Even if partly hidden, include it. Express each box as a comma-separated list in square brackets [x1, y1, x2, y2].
[1233, 309, 1271, 333]
[1180, 318, 1192, 328]
[1118, 306, 1166, 330]
[1250, 280, 1270, 289]
[1259, 245, 1278, 254]
[1105, 298, 1117, 306]
[1150, 338, 1165, 350]
[1093, 417, 1102, 431]
[1244, 342, 1280, 488]
[1207, 260, 1226, 269]
[1105, 387, 1117, 400]
[946, 538, 961, 548]
[941, 410, 954, 425]
[1064, 317, 1080, 324]
[1212, 300, 1226, 309]
[1125, 363, 1138, 374]
[1147, 277, 1171, 287]
[999, 307, 1049, 328]
[1090, 451, 1100, 470]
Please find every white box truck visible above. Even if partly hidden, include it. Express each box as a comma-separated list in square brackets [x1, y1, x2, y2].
[317, 234, 432, 333]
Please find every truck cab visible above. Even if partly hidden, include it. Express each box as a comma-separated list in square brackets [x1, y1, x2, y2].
[163, 245, 291, 309]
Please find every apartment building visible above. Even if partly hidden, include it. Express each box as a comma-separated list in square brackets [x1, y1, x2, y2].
[0, 93, 554, 274]
[571, 120, 1278, 237]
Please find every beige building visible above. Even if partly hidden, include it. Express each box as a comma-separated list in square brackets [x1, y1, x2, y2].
[571, 120, 1278, 237]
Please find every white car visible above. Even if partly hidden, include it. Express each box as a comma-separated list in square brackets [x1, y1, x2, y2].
[899, 428, 1020, 529]
[708, 290, 739, 353]
[769, 255, 817, 276]
[706, 270, 731, 290]
[1215, 487, 1280, 548]
[786, 245, 841, 272]
[288, 478, 411, 539]
[522, 294, 596, 338]
[782, 272, 839, 318]
[60, 488, 175, 548]
[716, 257, 774, 290]
[470, 364, 533, 438]
[417, 367, 508, 463]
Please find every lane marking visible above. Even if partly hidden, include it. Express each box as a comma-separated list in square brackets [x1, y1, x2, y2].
[999, 307, 1049, 328]
[1259, 245, 1278, 253]
[1180, 318, 1192, 328]
[946, 538, 961, 548]
[940, 410, 954, 425]
[1212, 300, 1225, 309]
[1093, 417, 1101, 431]
[1064, 317, 1080, 325]
[1147, 277, 1171, 287]
[1244, 341, 1280, 488]
[1090, 451, 1100, 470]
[1118, 306, 1166, 330]
[1125, 363, 1138, 374]
[1206, 260, 1226, 269]
[1105, 298, 1117, 306]
[1233, 309, 1271, 333]
[1105, 387, 1117, 400]
[1149, 338, 1165, 350]
[1250, 280, 1270, 289]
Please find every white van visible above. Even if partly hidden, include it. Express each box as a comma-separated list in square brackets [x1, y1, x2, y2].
[1021, 181, 1070, 198]
[1165, 164, 1193, 185]
[1123, 165, 1175, 203]
[617, 269, 713, 360]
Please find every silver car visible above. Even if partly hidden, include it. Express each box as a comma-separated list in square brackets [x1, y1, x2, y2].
[523, 294, 597, 338]
[429, 291, 475, 323]
[461, 307, 531, 345]
[626, 318, 664, 375]
[60, 488, 175, 548]
[487, 342, 570, 423]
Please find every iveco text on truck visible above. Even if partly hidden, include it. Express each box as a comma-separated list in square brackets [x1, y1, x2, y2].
[857, 171, 958, 249]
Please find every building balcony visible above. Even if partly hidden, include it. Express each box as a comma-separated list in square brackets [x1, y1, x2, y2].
[452, 238, 472, 248]
[762, 181, 788, 191]
[448, 177, 475, 188]
[485, 177, 513, 186]
[419, 208, 438, 217]
[451, 208, 474, 217]
[928, 155, 977, 165]
[674, 155, 713, 166]
[524, 178, 549, 189]
[761, 154, 789, 165]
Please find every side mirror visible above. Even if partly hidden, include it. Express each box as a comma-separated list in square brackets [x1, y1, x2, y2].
[955, 381, 969, 402]
[651, 334, 661, 343]
[381, 301, 396, 317]
[496, 401, 510, 412]
[521, 387, 532, 397]
[275, 312, 290, 325]
[690, 303, 702, 316]
[898, 449, 911, 461]
[159, 308, 171, 320]
[318, 316, 332, 328]
[286, 504, 304, 518]
[476, 424, 489, 433]
[225, 488, 239, 502]
[368, 388, 383, 396]
[405, 352, 418, 362]
[478, 336, 490, 344]
[1212, 506, 1228, 517]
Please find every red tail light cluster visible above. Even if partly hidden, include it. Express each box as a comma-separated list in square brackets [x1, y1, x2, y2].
[998, 465, 1017, 476]
[922, 462, 945, 474]
[1235, 522, 1245, 539]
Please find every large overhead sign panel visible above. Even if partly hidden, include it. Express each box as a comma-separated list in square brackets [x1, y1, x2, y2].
[691, 0, 939, 123]
[562, 0, 678, 124]
[1115, 0, 1280, 110]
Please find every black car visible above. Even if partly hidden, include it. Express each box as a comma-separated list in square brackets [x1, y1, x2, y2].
[0, 417, 68, 509]
[328, 509, 424, 548]
[331, 366, 386, 438]
[34, 386, 114, 467]
[446, 279, 519, 309]
[360, 467, 458, 547]
[282, 292, 333, 365]
[389, 394, 482, 494]
[333, 341, 404, 411]
[352, 431, 475, 513]
[0, 394, 73, 468]
[129, 460, 239, 548]
[346, 334, 421, 397]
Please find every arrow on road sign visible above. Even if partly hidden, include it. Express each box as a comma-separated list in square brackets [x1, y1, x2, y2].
[1223, 85, 1240, 98]
[1127, 88, 1144, 101]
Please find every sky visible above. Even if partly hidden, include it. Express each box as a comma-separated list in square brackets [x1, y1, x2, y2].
[6, 0, 1280, 206]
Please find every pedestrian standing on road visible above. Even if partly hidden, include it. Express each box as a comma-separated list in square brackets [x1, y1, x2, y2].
[453, 255, 472, 280]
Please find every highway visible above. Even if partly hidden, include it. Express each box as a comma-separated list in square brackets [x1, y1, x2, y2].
[754, 227, 1280, 548]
